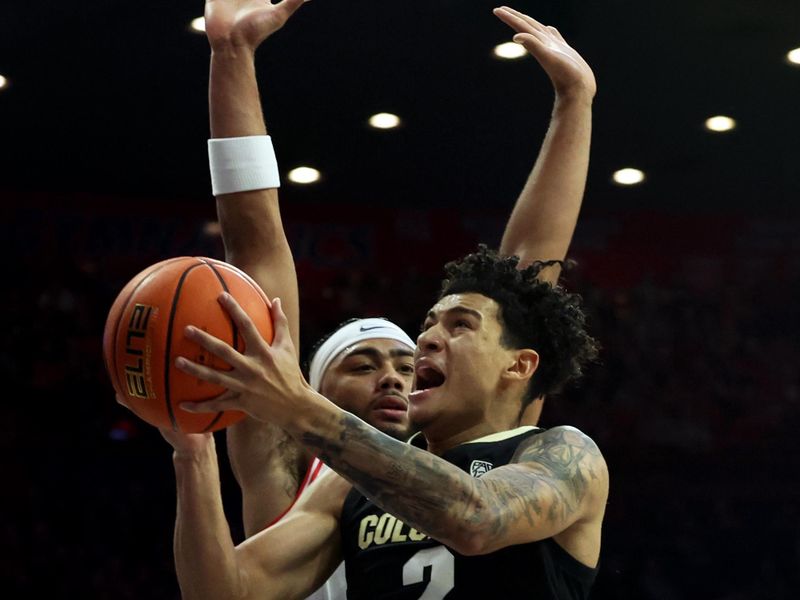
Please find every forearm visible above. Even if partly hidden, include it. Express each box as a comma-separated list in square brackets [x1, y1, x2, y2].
[173, 440, 247, 600]
[210, 47, 266, 137]
[209, 45, 279, 263]
[209, 45, 300, 346]
[499, 93, 593, 279]
[299, 408, 486, 554]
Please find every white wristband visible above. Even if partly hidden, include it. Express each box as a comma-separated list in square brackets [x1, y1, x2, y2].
[208, 135, 281, 196]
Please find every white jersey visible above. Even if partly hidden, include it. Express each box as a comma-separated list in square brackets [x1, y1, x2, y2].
[301, 457, 347, 600]
[307, 560, 347, 600]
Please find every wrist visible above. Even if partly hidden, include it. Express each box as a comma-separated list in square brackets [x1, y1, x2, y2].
[210, 42, 257, 61]
[172, 436, 216, 464]
[553, 89, 594, 112]
[287, 390, 342, 445]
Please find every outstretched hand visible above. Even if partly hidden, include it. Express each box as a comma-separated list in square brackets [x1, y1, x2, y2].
[494, 6, 596, 100]
[205, 0, 308, 51]
[175, 295, 314, 428]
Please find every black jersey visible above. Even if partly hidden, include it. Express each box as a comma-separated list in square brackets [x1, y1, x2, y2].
[340, 426, 597, 599]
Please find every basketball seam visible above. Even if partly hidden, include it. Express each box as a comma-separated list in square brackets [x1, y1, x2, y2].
[201, 412, 225, 433]
[202, 259, 236, 432]
[164, 261, 206, 432]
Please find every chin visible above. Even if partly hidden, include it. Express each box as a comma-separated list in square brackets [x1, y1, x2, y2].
[380, 423, 411, 441]
[369, 418, 410, 441]
[408, 409, 433, 433]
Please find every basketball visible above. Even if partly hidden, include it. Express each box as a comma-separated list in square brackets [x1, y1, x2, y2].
[102, 257, 274, 433]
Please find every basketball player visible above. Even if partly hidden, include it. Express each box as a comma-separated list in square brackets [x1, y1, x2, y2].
[172, 242, 606, 599]
[203, 0, 596, 559]
[156, 2, 606, 599]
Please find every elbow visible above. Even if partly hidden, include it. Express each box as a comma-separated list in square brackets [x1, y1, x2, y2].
[450, 520, 499, 557]
[452, 531, 488, 557]
[448, 497, 495, 557]
[177, 567, 252, 600]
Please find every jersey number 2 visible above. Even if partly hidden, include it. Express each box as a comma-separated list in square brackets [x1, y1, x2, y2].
[402, 546, 455, 599]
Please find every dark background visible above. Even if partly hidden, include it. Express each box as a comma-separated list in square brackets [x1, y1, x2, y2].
[2, 0, 799, 598]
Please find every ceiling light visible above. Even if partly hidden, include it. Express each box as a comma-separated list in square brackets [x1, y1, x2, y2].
[190, 17, 206, 33]
[705, 116, 736, 132]
[368, 113, 401, 129]
[612, 168, 646, 186]
[0, 75, 8, 90]
[203, 221, 221, 237]
[493, 42, 527, 60]
[288, 167, 321, 184]
[787, 48, 800, 65]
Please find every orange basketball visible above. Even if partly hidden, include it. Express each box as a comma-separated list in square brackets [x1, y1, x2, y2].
[102, 257, 273, 433]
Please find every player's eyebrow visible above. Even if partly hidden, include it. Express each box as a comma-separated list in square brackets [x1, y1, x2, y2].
[341, 346, 414, 361]
[424, 306, 483, 324]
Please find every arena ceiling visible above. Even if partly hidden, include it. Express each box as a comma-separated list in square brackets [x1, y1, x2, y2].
[1, 0, 799, 213]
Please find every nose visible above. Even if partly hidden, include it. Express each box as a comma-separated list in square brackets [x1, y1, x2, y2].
[417, 325, 443, 354]
[378, 365, 406, 392]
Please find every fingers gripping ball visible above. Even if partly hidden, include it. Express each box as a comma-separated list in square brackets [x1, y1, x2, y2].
[102, 257, 274, 433]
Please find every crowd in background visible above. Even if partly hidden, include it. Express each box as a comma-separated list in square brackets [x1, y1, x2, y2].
[5, 197, 799, 598]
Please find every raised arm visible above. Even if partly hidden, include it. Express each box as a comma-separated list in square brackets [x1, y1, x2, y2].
[205, 0, 308, 536]
[494, 7, 596, 284]
[207, 0, 302, 344]
[493, 7, 596, 426]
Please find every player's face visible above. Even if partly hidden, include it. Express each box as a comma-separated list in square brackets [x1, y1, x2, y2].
[319, 339, 415, 441]
[410, 293, 515, 433]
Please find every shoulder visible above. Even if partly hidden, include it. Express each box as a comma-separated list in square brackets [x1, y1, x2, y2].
[513, 426, 603, 461]
[512, 426, 608, 495]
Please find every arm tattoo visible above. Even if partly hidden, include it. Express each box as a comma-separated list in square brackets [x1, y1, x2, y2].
[301, 412, 479, 543]
[459, 427, 604, 545]
[507, 426, 604, 526]
[302, 415, 604, 549]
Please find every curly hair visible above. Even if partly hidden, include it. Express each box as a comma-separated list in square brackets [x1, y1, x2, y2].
[438, 245, 599, 407]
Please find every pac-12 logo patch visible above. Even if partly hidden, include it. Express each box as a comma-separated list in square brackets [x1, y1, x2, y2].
[470, 460, 493, 478]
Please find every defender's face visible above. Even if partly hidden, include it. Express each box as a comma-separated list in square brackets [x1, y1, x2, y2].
[410, 293, 513, 431]
[320, 338, 415, 440]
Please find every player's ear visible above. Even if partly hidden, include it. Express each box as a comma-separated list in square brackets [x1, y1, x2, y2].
[503, 348, 539, 383]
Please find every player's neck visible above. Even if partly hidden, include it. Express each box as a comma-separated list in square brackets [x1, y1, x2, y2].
[422, 421, 498, 456]
[419, 393, 522, 454]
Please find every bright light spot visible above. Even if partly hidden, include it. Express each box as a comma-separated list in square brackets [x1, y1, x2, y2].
[0, 75, 8, 89]
[368, 113, 401, 129]
[787, 48, 800, 65]
[288, 167, 321, 184]
[494, 42, 527, 60]
[203, 221, 221, 237]
[190, 17, 206, 33]
[612, 168, 646, 186]
[705, 116, 736, 132]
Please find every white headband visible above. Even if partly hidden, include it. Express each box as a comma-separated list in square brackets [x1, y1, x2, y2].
[309, 318, 416, 391]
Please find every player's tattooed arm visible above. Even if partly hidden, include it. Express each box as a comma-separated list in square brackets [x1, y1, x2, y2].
[302, 417, 608, 556]
[302, 413, 471, 543]
[476, 426, 608, 550]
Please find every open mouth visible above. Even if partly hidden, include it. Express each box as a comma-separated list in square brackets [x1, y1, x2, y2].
[414, 364, 446, 391]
